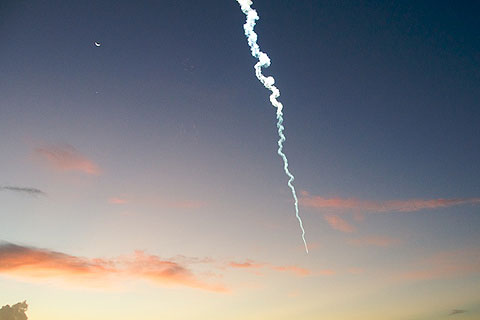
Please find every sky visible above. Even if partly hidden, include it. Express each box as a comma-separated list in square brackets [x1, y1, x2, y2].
[0, 0, 479, 319]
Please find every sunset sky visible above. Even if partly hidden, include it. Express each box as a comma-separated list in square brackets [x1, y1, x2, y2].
[1, 0, 479, 319]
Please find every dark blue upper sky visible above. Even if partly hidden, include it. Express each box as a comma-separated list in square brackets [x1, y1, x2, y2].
[1, 0, 479, 232]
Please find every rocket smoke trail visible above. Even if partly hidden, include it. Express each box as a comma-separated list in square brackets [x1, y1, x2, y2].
[235, 0, 309, 253]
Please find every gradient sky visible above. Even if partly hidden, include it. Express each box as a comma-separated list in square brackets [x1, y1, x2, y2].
[1, 0, 479, 319]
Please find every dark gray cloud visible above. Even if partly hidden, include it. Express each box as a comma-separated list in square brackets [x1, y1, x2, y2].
[0, 301, 28, 320]
[0, 186, 45, 196]
[449, 309, 467, 316]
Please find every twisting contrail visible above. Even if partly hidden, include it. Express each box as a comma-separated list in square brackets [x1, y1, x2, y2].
[235, 0, 308, 253]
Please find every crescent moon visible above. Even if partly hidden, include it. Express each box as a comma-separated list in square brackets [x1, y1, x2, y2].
[94, 42, 101, 47]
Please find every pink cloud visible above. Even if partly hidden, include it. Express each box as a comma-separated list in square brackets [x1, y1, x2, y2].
[323, 214, 356, 233]
[347, 235, 401, 247]
[0, 243, 226, 292]
[397, 248, 480, 281]
[34, 144, 100, 175]
[270, 265, 311, 276]
[300, 193, 480, 213]
[125, 251, 227, 292]
[108, 197, 128, 205]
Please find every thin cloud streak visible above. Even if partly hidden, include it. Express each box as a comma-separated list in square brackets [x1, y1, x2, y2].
[0, 186, 45, 196]
[34, 144, 100, 175]
[397, 248, 480, 281]
[347, 236, 401, 247]
[323, 214, 355, 233]
[300, 193, 480, 213]
[108, 197, 128, 205]
[0, 243, 226, 292]
[228, 259, 319, 277]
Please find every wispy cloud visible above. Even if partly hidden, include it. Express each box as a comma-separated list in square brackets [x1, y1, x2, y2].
[0, 186, 45, 196]
[108, 197, 128, 205]
[0, 243, 318, 292]
[123, 251, 226, 292]
[270, 265, 311, 276]
[34, 144, 100, 175]
[300, 193, 480, 213]
[228, 260, 264, 269]
[397, 248, 480, 281]
[449, 309, 467, 316]
[0, 243, 226, 292]
[228, 259, 320, 277]
[323, 214, 356, 233]
[347, 236, 401, 247]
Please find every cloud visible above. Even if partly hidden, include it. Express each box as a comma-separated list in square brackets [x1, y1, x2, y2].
[0, 243, 226, 292]
[347, 236, 401, 247]
[270, 265, 311, 276]
[228, 259, 313, 277]
[0, 301, 28, 320]
[398, 248, 480, 281]
[0, 242, 115, 280]
[108, 197, 128, 205]
[124, 251, 226, 292]
[300, 193, 480, 213]
[0, 243, 316, 292]
[34, 144, 100, 175]
[323, 214, 355, 233]
[228, 260, 264, 269]
[0, 186, 45, 196]
[449, 309, 467, 316]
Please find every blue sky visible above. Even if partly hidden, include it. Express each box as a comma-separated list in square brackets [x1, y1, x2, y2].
[1, 1, 479, 319]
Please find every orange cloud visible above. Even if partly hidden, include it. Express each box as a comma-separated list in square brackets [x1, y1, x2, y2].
[0, 243, 113, 280]
[323, 214, 356, 233]
[228, 260, 264, 269]
[300, 193, 480, 213]
[228, 260, 314, 277]
[270, 265, 311, 276]
[0, 243, 225, 292]
[125, 251, 227, 292]
[34, 144, 100, 175]
[347, 236, 401, 247]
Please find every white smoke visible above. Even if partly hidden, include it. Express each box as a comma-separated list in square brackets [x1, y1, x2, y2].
[235, 0, 308, 253]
